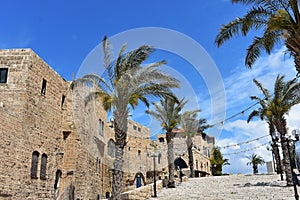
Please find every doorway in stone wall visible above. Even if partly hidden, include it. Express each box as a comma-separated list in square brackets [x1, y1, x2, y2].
[134, 172, 145, 188]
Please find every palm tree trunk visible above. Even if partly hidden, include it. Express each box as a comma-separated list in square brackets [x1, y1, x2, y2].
[269, 124, 281, 175]
[186, 137, 194, 178]
[275, 117, 293, 186]
[112, 144, 125, 200]
[280, 136, 293, 186]
[272, 142, 282, 175]
[253, 164, 258, 174]
[166, 131, 175, 188]
[111, 111, 128, 200]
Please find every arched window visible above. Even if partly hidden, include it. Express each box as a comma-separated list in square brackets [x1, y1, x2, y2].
[105, 192, 110, 198]
[107, 139, 115, 157]
[40, 154, 47, 180]
[31, 151, 39, 178]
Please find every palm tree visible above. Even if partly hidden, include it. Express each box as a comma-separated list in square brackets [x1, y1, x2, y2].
[71, 37, 180, 199]
[266, 75, 300, 185]
[146, 97, 186, 188]
[210, 147, 230, 176]
[246, 153, 265, 174]
[180, 110, 209, 178]
[247, 79, 282, 176]
[249, 75, 300, 185]
[215, 0, 300, 76]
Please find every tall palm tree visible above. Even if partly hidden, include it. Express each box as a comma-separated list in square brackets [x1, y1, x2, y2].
[246, 153, 265, 174]
[180, 110, 209, 178]
[215, 0, 300, 76]
[247, 79, 282, 176]
[250, 75, 300, 185]
[71, 37, 180, 199]
[146, 97, 186, 188]
[266, 75, 300, 185]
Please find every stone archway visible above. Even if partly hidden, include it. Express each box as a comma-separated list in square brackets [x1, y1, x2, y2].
[133, 172, 146, 187]
[174, 157, 188, 169]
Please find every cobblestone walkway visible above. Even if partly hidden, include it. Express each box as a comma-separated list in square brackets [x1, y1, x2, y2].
[148, 174, 297, 200]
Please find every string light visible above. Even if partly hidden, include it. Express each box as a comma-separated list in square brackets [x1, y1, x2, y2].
[222, 142, 269, 156]
[218, 134, 269, 149]
[208, 101, 260, 128]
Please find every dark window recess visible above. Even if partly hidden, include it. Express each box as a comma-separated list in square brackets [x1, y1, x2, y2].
[159, 137, 165, 143]
[128, 147, 131, 151]
[107, 139, 115, 157]
[96, 157, 101, 174]
[138, 127, 141, 132]
[63, 131, 71, 140]
[96, 158, 101, 174]
[105, 192, 110, 199]
[61, 95, 66, 107]
[54, 170, 62, 190]
[138, 150, 141, 155]
[31, 151, 39, 178]
[99, 119, 104, 135]
[0, 68, 8, 83]
[133, 125, 137, 130]
[41, 79, 47, 96]
[40, 154, 47, 180]
[158, 153, 161, 164]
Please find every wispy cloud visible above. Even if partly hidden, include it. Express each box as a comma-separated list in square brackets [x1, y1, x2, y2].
[213, 46, 300, 174]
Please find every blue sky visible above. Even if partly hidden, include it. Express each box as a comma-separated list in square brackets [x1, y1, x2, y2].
[1, 0, 300, 174]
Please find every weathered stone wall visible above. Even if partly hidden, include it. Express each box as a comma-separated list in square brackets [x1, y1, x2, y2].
[0, 49, 106, 199]
[0, 108, 30, 198]
[0, 49, 66, 199]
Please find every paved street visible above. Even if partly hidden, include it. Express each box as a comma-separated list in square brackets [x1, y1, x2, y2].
[148, 174, 297, 200]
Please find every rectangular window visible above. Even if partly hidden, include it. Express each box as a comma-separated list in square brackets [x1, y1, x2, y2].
[41, 79, 47, 96]
[0, 68, 8, 83]
[133, 125, 137, 130]
[138, 127, 141, 132]
[61, 95, 66, 107]
[99, 119, 104, 135]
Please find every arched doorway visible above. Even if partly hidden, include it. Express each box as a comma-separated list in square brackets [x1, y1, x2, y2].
[134, 172, 145, 188]
[174, 157, 188, 169]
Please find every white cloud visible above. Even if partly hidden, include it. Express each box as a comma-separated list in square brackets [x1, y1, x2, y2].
[213, 46, 299, 174]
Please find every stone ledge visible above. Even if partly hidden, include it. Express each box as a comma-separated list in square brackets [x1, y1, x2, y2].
[122, 180, 163, 200]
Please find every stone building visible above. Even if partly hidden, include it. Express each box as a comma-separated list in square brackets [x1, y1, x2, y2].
[0, 48, 215, 199]
[155, 129, 214, 178]
[0, 48, 151, 199]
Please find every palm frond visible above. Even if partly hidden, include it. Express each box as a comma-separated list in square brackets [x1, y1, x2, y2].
[215, 18, 244, 47]
[247, 110, 261, 122]
[253, 79, 271, 99]
[274, 74, 286, 100]
[245, 31, 281, 68]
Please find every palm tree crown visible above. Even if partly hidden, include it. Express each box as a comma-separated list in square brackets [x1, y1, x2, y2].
[215, 0, 300, 75]
[246, 153, 265, 174]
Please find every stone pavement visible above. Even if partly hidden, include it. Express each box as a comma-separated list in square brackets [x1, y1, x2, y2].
[148, 174, 297, 200]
